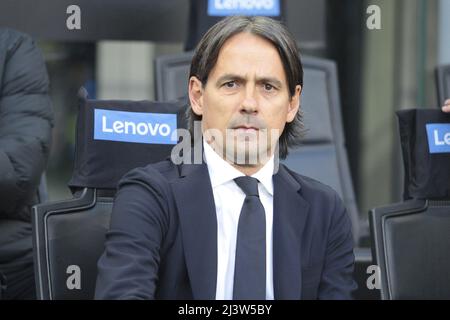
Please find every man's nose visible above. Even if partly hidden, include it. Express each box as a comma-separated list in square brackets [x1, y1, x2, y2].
[240, 85, 258, 113]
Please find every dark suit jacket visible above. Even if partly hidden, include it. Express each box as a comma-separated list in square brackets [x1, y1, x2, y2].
[95, 159, 356, 300]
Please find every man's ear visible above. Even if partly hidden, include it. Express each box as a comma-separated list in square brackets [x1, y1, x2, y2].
[286, 85, 302, 123]
[189, 76, 204, 116]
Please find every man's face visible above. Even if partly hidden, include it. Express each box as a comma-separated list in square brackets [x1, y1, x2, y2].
[189, 32, 301, 167]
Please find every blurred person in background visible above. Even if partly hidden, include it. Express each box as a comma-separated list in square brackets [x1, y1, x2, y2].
[0, 28, 53, 299]
[443, 99, 450, 112]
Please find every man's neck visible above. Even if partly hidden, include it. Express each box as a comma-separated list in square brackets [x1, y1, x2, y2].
[203, 138, 274, 176]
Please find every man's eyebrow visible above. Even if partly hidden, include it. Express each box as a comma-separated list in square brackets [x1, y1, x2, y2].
[215, 74, 283, 88]
[256, 77, 283, 88]
[215, 74, 245, 86]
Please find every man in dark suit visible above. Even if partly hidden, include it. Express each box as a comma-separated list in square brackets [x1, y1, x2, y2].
[0, 28, 53, 299]
[95, 16, 356, 300]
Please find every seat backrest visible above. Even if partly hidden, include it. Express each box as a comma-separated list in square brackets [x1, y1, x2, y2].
[436, 64, 450, 105]
[155, 52, 360, 243]
[32, 95, 187, 299]
[155, 51, 193, 102]
[33, 188, 112, 299]
[370, 199, 450, 299]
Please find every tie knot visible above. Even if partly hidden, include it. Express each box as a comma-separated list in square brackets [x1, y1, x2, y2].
[234, 176, 259, 197]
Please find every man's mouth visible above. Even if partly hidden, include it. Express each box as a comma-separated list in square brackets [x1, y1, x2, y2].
[233, 125, 259, 133]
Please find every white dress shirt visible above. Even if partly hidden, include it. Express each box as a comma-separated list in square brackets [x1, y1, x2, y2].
[203, 139, 274, 300]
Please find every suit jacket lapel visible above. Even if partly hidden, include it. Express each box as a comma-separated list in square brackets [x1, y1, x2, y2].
[273, 164, 310, 299]
[170, 162, 217, 299]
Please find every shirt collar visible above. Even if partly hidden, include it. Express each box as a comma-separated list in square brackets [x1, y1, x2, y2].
[203, 138, 274, 196]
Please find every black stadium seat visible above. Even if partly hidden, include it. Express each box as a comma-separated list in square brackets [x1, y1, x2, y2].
[436, 64, 450, 105]
[33, 188, 111, 299]
[370, 109, 450, 299]
[370, 199, 450, 299]
[32, 91, 187, 299]
[155, 51, 193, 102]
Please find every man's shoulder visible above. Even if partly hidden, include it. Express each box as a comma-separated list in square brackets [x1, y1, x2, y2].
[120, 158, 180, 187]
[283, 164, 336, 192]
[282, 164, 350, 231]
[0, 28, 26, 51]
[281, 164, 341, 204]
[0, 28, 38, 65]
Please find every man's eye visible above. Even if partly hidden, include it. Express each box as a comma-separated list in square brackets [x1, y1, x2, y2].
[224, 81, 237, 88]
[264, 84, 274, 91]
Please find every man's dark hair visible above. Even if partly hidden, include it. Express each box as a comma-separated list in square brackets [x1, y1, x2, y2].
[187, 15, 304, 159]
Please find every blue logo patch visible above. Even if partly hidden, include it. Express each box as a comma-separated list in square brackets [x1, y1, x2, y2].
[426, 123, 450, 153]
[208, 0, 280, 16]
[94, 109, 177, 145]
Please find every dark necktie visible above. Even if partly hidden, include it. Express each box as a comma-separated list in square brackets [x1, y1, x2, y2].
[233, 176, 266, 300]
